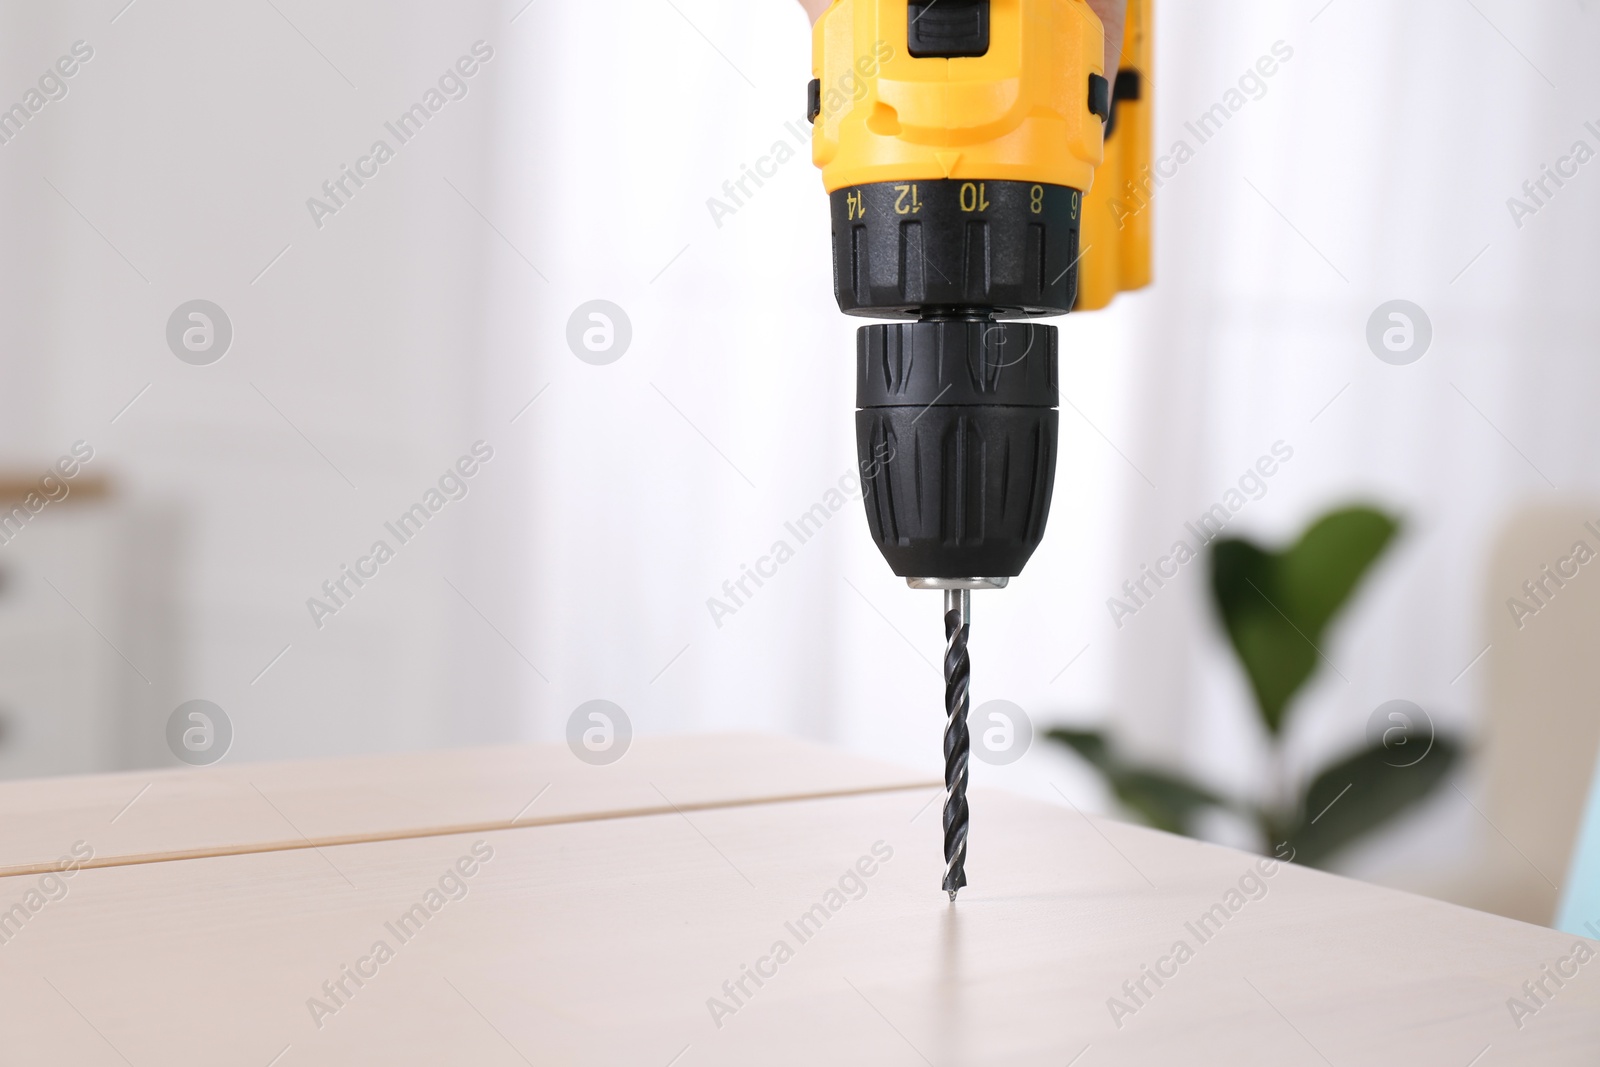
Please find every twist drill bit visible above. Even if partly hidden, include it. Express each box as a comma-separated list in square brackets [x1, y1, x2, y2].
[942, 588, 971, 901]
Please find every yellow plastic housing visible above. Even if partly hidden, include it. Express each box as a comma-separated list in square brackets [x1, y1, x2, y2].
[1076, 0, 1151, 310]
[811, 0, 1105, 191]
[811, 0, 1151, 311]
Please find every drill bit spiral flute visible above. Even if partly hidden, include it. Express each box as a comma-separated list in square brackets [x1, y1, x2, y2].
[943, 588, 971, 898]
[807, 0, 1151, 898]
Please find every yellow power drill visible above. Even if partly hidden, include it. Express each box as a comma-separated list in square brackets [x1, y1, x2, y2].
[808, 0, 1151, 898]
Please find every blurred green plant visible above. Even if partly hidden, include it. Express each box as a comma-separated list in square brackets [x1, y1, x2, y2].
[1048, 505, 1462, 869]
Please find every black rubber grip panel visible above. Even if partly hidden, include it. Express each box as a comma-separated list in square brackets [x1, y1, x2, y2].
[907, 0, 990, 58]
[1088, 73, 1110, 122]
[1104, 69, 1142, 139]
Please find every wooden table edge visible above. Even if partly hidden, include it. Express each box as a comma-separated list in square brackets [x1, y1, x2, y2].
[0, 778, 942, 881]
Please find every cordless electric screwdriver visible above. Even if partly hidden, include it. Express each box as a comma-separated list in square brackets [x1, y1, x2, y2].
[808, 0, 1151, 897]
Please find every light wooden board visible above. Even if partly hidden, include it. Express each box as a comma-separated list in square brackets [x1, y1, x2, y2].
[0, 734, 936, 878]
[1, 785, 1593, 1065]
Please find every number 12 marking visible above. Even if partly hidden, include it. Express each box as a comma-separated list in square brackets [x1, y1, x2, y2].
[894, 184, 922, 214]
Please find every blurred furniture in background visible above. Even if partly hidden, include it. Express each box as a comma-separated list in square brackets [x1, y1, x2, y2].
[0, 473, 179, 779]
[1415, 503, 1600, 925]
[1479, 504, 1600, 923]
[1559, 761, 1600, 936]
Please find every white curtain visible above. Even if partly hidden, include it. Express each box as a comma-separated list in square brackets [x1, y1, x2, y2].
[494, 0, 1600, 882]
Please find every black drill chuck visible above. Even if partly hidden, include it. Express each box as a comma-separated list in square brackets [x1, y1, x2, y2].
[832, 178, 1074, 580]
[856, 319, 1058, 579]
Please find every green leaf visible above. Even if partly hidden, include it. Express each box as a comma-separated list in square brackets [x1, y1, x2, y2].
[1043, 728, 1113, 771]
[1279, 736, 1463, 869]
[1110, 768, 1228, 835]
[1044, 728, 1227, 835]
[1210, 506, 1400, 734]
[1279, 508, 1403, 636]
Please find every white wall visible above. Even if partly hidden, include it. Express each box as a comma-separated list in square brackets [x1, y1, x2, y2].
[0, 1, 509, 763]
